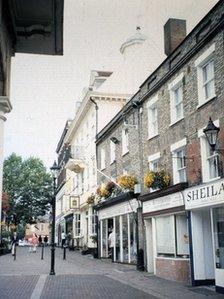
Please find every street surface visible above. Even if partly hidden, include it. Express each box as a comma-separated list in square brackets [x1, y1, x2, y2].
[0, 247, 223, 299]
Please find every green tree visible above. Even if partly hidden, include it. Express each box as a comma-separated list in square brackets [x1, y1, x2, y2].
[3, 153, 53, 225]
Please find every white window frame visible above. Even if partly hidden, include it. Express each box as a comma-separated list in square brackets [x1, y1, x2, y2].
[74, 214, 81, 237]
[110, 140, 116, 164]
[168, 73, 184, 125]
[171, 138, 187, 184]
[148, 152, 160, 171]
[122, 128, 129, 155]
[101, 148, 105, 170]
[195, 43, 216, 107]
[147, 95, 158, 139]
[198, 119, 220, 182]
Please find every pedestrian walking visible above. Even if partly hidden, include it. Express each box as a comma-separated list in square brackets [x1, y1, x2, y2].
[61, 231, 66, 248]
[31, 233, 38, 252]
[38, 235, 42, 246]
[44, 235, 48, 246]
[11, 232, 18, 256]
[108, 228, 115, 262]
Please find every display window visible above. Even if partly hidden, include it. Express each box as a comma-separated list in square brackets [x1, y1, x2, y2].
[213, 207, 224, 269]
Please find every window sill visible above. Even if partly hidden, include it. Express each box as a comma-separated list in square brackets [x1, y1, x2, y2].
[122, 151, 129, 157]
[110, 160, 116, 165]
[202, 176, 221, 184]
[156, 256, 189, 260]
[148, 133, 159, 141]
[197, 95, 216, 109]
[100, 167, 106, 171]
[169, 117, 184, 127]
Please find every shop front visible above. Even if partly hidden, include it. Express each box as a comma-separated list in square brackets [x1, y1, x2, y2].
[95, 192, 139, 264]
[184, 178, 224, 293]
[140, 183, 190, 283]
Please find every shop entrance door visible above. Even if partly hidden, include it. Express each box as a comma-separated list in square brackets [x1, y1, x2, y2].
[191, 210, 214, 282]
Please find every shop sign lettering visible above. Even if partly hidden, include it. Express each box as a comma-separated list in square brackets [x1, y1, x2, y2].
[184, 179, 224, 209]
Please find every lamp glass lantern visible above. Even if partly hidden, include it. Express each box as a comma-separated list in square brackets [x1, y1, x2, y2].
[50, 161, 60, 179]
[203, 118, 220, 152]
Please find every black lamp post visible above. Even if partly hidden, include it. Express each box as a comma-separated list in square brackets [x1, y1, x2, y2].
[203, 117, 220, 152]
[49, 160, 60, 275]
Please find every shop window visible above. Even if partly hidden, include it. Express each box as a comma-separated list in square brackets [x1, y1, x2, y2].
[147, 96, 158, 139]
[115, 215, 121, 262]
[168, 73, 184, 125]
[122, 129, 129, 155]
[101, 219, 108, 258]
[156, 214, 189, 257]
[195, 43, 216, 107]
[129, 213, 137, 263]
[74, 214, 81, 237]
[213, 207, 224, 269]
[122, 214, 129, 263]
[91, 213, 97, 235]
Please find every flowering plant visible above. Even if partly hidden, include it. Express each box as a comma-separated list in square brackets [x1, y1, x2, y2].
[144, 170, 170, 190]
[87, 194, 95, 205]
[118, 174, 137, 191]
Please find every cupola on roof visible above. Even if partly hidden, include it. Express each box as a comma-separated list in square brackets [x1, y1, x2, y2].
[120, 26, 147, 54]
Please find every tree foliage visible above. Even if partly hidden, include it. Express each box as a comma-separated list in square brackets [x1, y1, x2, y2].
[3, 153, 53, 224]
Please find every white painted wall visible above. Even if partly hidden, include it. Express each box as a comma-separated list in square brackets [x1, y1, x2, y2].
[191, 210, 215, 280]
[145, 218, 154, 273]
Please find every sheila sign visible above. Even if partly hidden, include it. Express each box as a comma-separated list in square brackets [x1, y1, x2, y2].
[184, 178, 224, 209]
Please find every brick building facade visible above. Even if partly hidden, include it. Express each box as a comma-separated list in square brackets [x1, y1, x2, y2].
[95, 0, 224, 293]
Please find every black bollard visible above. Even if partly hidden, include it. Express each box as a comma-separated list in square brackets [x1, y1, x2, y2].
[14, 244, 16, 261]
[41, 243, 44, 260]
[63, 245, 66, 260]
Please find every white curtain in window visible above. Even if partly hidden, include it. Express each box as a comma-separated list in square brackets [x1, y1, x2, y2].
[156, 215, 175, 254]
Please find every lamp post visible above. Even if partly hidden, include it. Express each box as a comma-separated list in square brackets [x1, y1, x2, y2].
[203, 117, 220, 152]
[49, 161, 60, 275]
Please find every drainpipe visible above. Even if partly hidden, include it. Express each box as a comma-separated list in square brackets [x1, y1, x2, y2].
[90, 97, 99, 257]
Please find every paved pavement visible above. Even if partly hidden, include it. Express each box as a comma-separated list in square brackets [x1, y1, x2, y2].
[0, 247, 223, 299]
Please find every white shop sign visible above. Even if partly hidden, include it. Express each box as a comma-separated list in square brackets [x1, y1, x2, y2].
[142, 191, 184, 214]
[184, 178, 224, 210]
[98, 198, 139, 220]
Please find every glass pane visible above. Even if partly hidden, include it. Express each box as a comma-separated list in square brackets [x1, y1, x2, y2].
[209, 155, 219, 179]
[129, 213, 137, 264]
[205, 80, 214, 99]
[176, 214, 189, 256]
[178, 168, 186, 182]
[115, 216, 121, 262]
[175, 102, 183, 119]
[122, 215, 129, 262]
[213, 207, 224, 269]
[156, 215, 175, 255]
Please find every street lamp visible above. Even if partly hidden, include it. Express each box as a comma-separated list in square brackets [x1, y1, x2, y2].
[49, 160, 60, 275]
[203, 117, 220, 152]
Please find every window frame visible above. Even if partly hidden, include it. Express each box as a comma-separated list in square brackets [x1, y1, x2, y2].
[122, 128, 129, 155]
[198, 120, 220, 183]
[195, 43, 216, 107]
[74, 213, 81, 237]
[100, 148, 106, 170]
[168, 73, 184, 125]
[147, 95, 159, 140]
[110, 140, 116, 164]
[155, 213, 189, 258]
[171, 138, 187, 184]
[148, 152, 160, 171]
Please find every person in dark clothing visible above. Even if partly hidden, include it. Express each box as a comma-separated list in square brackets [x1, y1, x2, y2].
[11, 232, 18, 256]
[44, 235, 48, 246]
[38, 235, 42, 245]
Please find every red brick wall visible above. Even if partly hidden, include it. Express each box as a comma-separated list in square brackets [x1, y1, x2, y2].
[186, 139, 202, 185]
[156, 258, 190, 283]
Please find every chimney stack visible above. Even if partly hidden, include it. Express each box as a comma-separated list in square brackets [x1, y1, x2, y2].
[164, 18, 186, 56]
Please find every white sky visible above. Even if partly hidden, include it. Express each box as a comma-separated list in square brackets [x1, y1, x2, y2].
[4, 0, 218, 168]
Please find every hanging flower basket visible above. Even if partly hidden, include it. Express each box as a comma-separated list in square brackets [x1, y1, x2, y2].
[118, 174, 137, 191]
[87, 194, 95, 205]
[144, 170, 170, 190]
